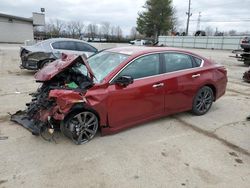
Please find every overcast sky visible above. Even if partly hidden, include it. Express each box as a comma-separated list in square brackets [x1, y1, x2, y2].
[1, 0, 250, 35]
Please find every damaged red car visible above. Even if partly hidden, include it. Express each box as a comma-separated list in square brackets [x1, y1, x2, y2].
[11, 47, 227, 144]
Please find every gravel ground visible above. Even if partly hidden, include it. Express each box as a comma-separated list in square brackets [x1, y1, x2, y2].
[0, 43, 250, 188]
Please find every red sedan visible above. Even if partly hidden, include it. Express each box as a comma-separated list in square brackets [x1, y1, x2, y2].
[11, 47, 227, 144]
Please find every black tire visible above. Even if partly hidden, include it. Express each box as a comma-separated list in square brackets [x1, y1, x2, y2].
[39, 59, 54, 69]
[192, 86, 214, 116]
[61, 110, 99, 144]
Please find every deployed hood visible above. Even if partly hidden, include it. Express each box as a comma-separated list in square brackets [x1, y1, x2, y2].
[35, 54, 95, 82]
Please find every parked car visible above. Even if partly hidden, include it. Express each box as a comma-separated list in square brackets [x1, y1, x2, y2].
[194, 30, 206, 36]
[11, 46, 227, 144]
[20, 38, 98, 70]
[129, 39, 153, 46]
[240, 37, 250, 52]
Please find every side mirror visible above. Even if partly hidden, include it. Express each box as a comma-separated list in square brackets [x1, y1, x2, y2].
[114, 76, 134, 87]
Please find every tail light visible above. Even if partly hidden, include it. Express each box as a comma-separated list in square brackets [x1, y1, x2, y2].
[20, 48, 30, 57]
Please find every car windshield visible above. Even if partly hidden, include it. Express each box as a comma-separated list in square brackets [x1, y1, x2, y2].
[78, 51, 129, 83]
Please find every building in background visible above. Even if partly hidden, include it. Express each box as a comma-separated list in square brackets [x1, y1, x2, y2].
[0, 12, 45, 43]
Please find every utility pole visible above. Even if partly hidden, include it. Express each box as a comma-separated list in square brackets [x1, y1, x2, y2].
[185, 0, 192, 36]
[196, 12, 201, 31]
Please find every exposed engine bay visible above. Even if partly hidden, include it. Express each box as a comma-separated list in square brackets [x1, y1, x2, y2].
[11, 55, 95, 143]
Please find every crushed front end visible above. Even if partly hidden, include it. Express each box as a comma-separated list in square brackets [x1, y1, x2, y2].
[11, 54, 95, 137]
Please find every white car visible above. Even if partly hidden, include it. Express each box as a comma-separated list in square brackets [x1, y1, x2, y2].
[129, 39, 147, 46]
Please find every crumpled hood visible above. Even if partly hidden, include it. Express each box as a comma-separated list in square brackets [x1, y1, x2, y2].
[35, 54, 95, 82]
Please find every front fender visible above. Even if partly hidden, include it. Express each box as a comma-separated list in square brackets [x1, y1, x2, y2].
[49, 89, 86, 115]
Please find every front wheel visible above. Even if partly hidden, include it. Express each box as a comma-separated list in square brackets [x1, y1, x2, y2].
[192, 86, 214, 115]
[61, 110, 99, 144]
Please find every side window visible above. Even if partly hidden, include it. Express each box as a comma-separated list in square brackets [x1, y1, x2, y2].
[193, 56, 202, 67]
[51, 41, 76, 51]
[163, 53, 193, 73]
[51, 41, 60, 49]
[75, 42, 97, 52]
[118, 54, 160, 79]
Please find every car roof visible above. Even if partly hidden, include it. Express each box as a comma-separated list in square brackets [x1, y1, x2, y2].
[37, 38, 88, 45]
[106, 46, 203, 58]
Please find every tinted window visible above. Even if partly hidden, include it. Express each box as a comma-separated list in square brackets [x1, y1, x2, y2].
[75, 42, 97, 52]
[118, 54, 160, 79]
[52, 41, 76, 51]
[193, 57, 202, 67]
[163, 53, 193, 73]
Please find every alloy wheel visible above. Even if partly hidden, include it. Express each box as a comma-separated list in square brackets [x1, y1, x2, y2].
[64, 111, 98, 144]
[193, 86, 214, 115]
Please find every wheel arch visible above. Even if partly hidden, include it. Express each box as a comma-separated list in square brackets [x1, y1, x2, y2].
[63, 103, 101, 123]
[37, 58, 56, 69]
[204, 84, 217, 101]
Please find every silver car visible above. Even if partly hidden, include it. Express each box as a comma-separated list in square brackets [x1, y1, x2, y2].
[20, 38, 98, 70]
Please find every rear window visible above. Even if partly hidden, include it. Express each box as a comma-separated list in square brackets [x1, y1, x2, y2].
[52, 41, 76, 51]
[75, 42, 97, 52]
[163, 53, 193, 73]
[193, 57, 202, 67]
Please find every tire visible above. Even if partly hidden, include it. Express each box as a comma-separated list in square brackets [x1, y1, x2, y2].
[61, 110, 99, 144]
[39, 59, 54, 69]
[192, 86, 214, 116]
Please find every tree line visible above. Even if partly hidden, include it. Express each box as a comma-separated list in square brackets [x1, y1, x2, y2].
[34, 20, 132, 42]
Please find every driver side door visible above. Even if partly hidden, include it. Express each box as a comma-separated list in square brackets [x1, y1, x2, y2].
[107, 53, 165, 130]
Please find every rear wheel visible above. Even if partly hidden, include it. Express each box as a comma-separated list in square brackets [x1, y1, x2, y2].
[61, 111, 99, 144]
[192, 86, 214, 115]
[39, 59, 54, 69]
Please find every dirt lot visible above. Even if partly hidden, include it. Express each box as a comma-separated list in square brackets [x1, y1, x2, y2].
[0, 43, 250, 188]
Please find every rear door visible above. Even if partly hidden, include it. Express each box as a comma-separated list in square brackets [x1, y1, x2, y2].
[75, 42, 97, 56]
[107, 53, 165, 129]
[161, 52, 204, 113]
[51, 41, 77, 56]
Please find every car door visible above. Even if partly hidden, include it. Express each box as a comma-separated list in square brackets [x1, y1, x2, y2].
[51, 41, 79, 58]
[161, 52, 203, 114]
[107, 53, 165, 129]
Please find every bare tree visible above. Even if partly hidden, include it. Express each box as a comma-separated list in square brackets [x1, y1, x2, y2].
[74, 21, 85, 38]
[204, 26, 214, 36]
[54, 19, 65, 35]
[130, 27, 138, 40]
[110, 26, 116, 40]
[101, 22, 111, 41]
[115, 26, 123, 41]
[67, 21, 78, 38]
[87, 24, 98, 41]
[228, 30, 237, 36]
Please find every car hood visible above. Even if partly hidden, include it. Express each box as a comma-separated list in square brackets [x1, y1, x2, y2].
[35, 54, 95, 82]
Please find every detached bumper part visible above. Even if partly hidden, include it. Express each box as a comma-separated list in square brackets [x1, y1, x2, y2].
[11, 111, 44, 135]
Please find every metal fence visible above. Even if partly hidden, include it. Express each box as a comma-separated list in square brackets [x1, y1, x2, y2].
[158, 36, 245, 50]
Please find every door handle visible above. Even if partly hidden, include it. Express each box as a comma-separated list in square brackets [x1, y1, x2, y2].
[152, 83, 164, 88]
[192, 74, 201, 78]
